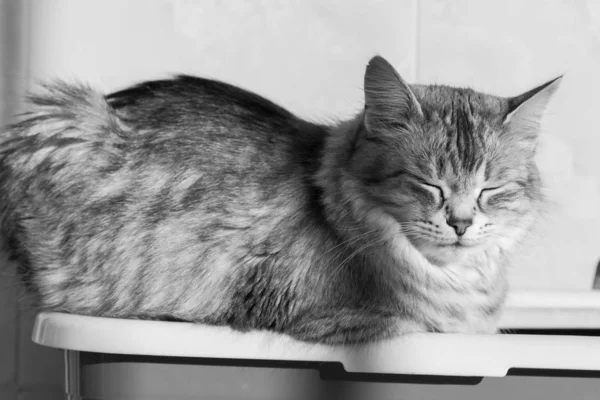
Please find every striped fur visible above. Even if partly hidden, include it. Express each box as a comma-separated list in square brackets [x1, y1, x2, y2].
[0, 56, 559, 344]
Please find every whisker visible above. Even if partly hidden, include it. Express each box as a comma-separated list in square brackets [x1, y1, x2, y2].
[313, 229, 380, 266]
[330, 237, 386, 281]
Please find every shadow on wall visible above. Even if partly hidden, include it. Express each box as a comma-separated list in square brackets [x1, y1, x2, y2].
[0, 0, 28, 121]
[1, 2, 65, 400]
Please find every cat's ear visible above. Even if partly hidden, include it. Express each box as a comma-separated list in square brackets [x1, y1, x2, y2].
[363, 56, 423, 132]
[503, 76, 562, 142]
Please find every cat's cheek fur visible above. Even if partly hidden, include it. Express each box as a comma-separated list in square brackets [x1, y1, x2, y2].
[483, 194, 540, 250]
[496, 212, 538, 254]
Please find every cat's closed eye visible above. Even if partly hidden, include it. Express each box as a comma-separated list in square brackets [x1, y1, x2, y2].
[417, 181, 445, 207]
[479, 186, 503, 197]
[478, 184, 522, 208]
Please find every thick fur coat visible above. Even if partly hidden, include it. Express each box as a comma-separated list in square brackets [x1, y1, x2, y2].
[0, 56, 560, 344]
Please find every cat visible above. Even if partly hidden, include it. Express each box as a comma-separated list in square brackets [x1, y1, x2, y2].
[0, 56, 560, 344]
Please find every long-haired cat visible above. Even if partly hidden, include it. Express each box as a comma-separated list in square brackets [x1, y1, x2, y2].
[0, 56, 560, 344]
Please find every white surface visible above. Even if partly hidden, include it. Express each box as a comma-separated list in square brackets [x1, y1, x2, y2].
[501, 291, 600, 329]
[32, 291, 600, 378]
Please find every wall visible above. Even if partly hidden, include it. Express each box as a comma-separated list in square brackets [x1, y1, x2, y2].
[1, 1, 599, 399]
[1, 1, 65, 399]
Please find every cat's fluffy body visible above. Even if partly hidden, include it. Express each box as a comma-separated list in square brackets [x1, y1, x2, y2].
[0, 57, 559, 344]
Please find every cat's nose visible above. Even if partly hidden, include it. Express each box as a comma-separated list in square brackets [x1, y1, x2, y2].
[446, 217, 473, 236]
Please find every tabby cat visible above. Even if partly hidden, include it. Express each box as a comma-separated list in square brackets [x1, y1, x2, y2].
[0, 56, 560, 344]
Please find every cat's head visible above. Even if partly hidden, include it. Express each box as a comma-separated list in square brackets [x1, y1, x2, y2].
[352, 56, 561, 265]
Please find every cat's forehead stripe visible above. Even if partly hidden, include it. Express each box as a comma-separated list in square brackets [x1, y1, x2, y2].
[441, 94, 485, 175]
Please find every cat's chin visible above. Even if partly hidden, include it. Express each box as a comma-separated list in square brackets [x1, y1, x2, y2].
[416, 241, 485, 267]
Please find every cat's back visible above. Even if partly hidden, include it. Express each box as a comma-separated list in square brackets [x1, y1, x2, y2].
[109, 75, 306, 140]
[105, 76, 326, 181]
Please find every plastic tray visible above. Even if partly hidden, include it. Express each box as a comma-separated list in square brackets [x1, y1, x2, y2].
[32, 290, 600, 400]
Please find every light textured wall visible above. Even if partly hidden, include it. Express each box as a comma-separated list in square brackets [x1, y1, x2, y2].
[26, 0, 418, 120]
[1, 1, 599, 398]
